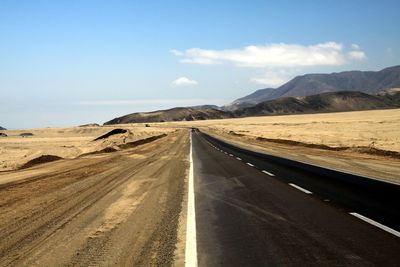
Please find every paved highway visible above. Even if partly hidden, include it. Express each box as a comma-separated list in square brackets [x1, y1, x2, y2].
[191, 129, 400, 266]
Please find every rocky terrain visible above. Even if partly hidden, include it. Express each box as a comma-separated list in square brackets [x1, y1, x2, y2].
[106, 90, 400, 124]
[234, 91, 399, 117]
[104, 107, 233, 124]
[227, 65, 400, 109]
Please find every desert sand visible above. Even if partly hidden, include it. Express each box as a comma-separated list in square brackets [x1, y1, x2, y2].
[0, 129, 188, 266]
[0, 109, 399, 265]
[162, 109, 400, 183]
[1, 109, 398, 182]
[0, 125, 175, 171]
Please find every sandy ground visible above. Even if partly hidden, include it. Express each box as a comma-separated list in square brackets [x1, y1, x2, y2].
[0, 108, 398, 265]
[0, 129, 189, 266]
[0, 125, 175, 171]
[161, 109, 400, 183]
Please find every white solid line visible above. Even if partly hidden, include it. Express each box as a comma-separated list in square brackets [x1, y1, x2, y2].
[289, 183, 313, 194]
[185, 133, 198, 267]
[236, 157, 242, 161]
[349, 212, 400, 238]
[262, 170, 275, 176]
[246, 163, 254, 167]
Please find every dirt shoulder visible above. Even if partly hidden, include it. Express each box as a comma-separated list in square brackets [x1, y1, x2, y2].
[202, 128, 400, 185]
[0, 129, 189, 266]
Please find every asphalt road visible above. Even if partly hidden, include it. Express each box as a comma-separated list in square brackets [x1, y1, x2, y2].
[192, 129, 400, 267]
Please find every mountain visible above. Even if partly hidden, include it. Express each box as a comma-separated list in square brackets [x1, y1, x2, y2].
[104, 90, 400, 124]
[190, 104, 221, 110]
[104, 107, 233, 124]
[0, 126, 6, 130]
[234, 91, 400, 117]
[104, 66, 400, 124]
[377, 88, 400, 106]
[223, 88, 275, 111]
[227, 65, 400, 110]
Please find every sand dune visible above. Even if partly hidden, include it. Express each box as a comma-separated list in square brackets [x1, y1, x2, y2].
[0, 125, 174, 171]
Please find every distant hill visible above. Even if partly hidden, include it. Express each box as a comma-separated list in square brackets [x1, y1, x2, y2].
[104, 66, 400, 124]
[0, 126, 6, 130]
[227, 65, 400, 110]
[79, 123, 100, 127]
[224, 88, 275, 110]
[104, 107, 233, 124]
[190, 104, 221, 110]
[104, 90, 400, 124]
[377, 88, 400, 106]
[234, 91, 400, 117]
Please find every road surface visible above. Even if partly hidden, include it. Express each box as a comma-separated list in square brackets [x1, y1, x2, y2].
[192, 129, 400, 266]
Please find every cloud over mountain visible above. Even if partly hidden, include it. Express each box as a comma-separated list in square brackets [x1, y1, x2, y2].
[171, 42, 366, 68]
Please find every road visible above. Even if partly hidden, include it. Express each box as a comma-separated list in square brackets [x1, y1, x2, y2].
[192, 129, 400, 266]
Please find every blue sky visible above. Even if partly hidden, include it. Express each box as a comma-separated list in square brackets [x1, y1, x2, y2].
[1, 0, 399, 128]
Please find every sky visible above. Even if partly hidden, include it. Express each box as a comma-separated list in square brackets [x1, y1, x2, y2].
[1, 0, 399, 129]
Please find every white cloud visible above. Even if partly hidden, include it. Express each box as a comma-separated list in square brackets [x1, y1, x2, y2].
[348, 50, 366, 60]
[171, 42, 366, 68]
[351, 43, 360, 50]
[250, 76, 287, 87]
[169, 49, 184, 56]
[172, 76, 198, 86]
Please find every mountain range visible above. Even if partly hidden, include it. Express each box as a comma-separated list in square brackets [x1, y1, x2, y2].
[225, 65, 400, 110]
[104, 66, 400, 125]
[234, 90, 399, 117]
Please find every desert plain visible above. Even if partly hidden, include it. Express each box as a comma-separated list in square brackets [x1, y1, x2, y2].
[164, 108, 400, 183]
[0, 108, 399, 265]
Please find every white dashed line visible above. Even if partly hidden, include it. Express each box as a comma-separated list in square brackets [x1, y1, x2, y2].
[246, 163, 254, 167]
[262, 170, 275, 176]
[236, 157, 242, 161]
[289, 183, 312, 194]
[185, 133, 198, 266]
[229, 154, 233, 157]
[349, 212, 400, 238]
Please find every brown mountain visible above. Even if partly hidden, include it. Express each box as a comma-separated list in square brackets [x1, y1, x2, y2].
[104, 107, 233, 124]
[234, 91, 400, 117]
[227, 65, 400, 110]
[104, 90, 400, 124]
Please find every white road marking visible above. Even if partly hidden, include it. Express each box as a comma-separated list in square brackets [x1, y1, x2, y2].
[185, 133, 198, 267]
[224, 152, 228, 154]
[349, 212, 400, 238]
[262, 170, 275, 176]
[246, 163, 254, 167]
[229, 154, 233, 157]
[236, 157, 242, 161]
[289, 183, 313, 194]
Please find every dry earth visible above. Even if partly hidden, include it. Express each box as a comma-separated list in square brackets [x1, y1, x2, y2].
[0, 129, 189, 266]
[0, 125, 175, 171]
[0, 108, 399, 266]
[161, 109, 400, 183]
